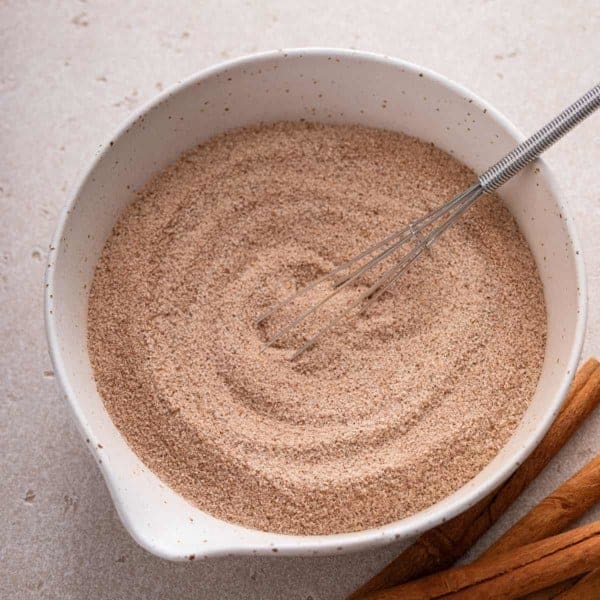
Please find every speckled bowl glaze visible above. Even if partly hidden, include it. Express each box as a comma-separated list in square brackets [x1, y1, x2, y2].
[45, 48, 586, 560]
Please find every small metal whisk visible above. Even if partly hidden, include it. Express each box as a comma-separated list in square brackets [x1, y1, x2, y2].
[257, 84, 600, 360]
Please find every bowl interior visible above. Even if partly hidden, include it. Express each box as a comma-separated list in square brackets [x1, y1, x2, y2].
[46, 49, 584, 560]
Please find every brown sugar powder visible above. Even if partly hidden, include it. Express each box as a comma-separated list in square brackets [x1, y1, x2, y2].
[87, 122, 546, 535]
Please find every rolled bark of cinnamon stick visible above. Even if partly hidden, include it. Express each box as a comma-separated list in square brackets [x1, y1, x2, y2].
[520, 578, 580, 600]
[481, 453, 600, 558]
[348, 358, 600, 600]
[481, 453, 600, 600]
[364, 521, 600, 600]
[554, 568, 600, 599]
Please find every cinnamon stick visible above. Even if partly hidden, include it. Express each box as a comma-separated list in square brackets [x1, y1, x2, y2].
[481, 453, 600, 558]
[555, 568, 600, 599]
[348, 358, 600, 599]
[364, 521, 600, 600]
[520, 578, 580, 600]
[479, 453, 600, 600]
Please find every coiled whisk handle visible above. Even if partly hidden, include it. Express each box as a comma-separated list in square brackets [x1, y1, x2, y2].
[479, 83, 600, 193]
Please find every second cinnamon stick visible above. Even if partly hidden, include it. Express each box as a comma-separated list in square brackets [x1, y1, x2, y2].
[481, 452, 600, 558]
[555, 568, 600, 599]
[366, 521, 600, 600]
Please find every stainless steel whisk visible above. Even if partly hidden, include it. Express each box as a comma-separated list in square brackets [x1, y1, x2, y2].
[257, 84, 600, 360]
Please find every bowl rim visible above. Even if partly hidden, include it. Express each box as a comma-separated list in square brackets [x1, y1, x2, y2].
[44, 47, 587, 559]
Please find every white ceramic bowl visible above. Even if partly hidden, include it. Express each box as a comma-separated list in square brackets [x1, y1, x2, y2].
[45, 48, 586, 560]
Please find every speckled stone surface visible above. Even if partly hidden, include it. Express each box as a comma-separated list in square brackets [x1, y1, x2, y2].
[1, 1, 599, 598]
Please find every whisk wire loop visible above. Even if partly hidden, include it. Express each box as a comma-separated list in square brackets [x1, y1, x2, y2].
[261, 184, 482, 359]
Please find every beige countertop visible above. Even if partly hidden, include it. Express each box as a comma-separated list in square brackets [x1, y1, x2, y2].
[1, 1, 599, 598]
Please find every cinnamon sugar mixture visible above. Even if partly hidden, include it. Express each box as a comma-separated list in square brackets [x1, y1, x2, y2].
[88, 122, 546, 535]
